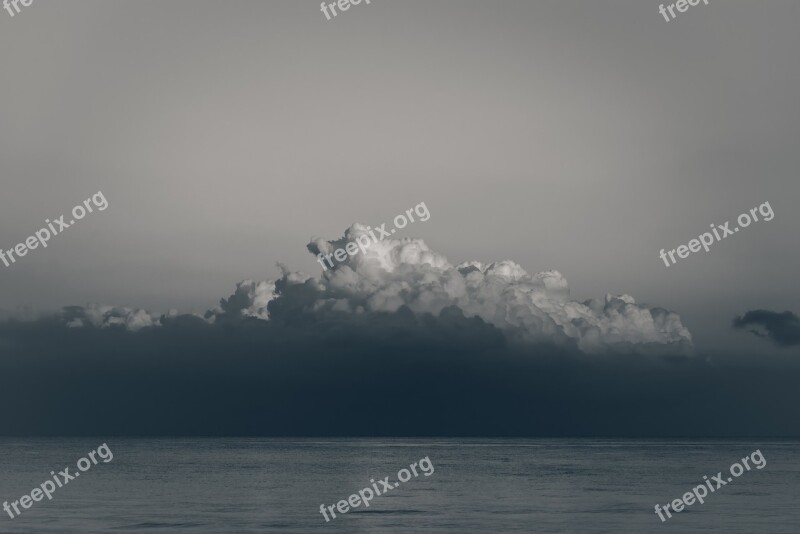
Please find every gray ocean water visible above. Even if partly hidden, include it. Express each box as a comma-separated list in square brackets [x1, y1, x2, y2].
[0, 439, 797, 533]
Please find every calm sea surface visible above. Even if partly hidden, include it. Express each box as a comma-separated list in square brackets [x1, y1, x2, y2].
[0, 438, 797, 533]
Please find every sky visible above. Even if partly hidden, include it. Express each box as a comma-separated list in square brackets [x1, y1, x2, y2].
[0, 1, 798, 436]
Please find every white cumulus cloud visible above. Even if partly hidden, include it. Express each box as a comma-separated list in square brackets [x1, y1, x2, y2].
[55, 223, 692, 354]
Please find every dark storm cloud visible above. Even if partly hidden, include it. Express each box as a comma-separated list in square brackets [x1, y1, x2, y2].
[1, 301, 799, 437]
[733, 310, 800, 347]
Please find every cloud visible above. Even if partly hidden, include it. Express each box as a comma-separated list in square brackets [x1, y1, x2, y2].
[733, 310, 800, 347]
[47, 223, 694, 355]
[0, 306, 798, 437]
[302, 225, 693, 354]
[61, 304, 160, 331]
[205, 279, 276, 322]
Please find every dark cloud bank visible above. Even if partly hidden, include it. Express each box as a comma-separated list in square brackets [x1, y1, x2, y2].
[2, 307, 798, 437]
[1, 229, 798, 437]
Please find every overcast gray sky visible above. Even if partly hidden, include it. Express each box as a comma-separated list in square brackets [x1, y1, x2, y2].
[1, 0, 798, 355]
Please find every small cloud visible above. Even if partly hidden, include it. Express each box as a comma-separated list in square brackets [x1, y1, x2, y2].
[733, 310, 800, 347]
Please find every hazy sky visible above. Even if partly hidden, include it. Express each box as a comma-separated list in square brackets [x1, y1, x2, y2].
[1, 0, 798, 356]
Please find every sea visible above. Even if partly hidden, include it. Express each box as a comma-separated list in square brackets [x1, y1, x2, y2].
[0, 438, 797, 533]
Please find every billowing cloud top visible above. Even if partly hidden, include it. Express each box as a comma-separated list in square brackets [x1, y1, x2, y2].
[58, 224, 692, 354]
[304, 224, 691, 353]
